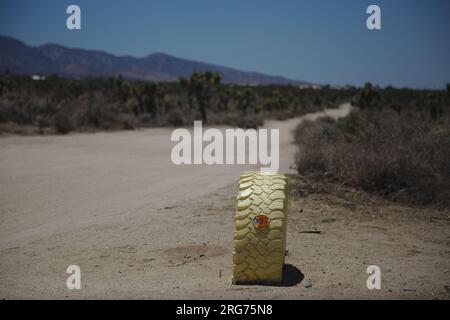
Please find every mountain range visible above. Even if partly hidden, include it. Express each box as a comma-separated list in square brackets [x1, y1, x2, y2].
[0, 35, 309, 86]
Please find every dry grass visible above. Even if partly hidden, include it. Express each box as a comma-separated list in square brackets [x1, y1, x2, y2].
[294, 110, 450, 207]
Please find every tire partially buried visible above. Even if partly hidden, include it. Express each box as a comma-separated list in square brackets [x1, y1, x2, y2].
[232, 171, 288, 284]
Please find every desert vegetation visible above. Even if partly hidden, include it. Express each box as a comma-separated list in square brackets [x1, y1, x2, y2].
[3, 71, 449, 207]
[294, 83, 450, 207]
[0, 71, 355, 134]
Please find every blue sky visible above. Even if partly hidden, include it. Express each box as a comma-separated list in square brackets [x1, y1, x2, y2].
[0, 0, 449, 88]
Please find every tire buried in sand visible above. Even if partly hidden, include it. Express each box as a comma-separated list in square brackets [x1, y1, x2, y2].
[232, 171, 288, 284]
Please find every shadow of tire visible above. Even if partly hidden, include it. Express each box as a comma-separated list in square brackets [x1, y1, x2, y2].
[278, 264, 304, 287]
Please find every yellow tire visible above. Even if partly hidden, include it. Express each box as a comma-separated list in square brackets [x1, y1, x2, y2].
[232, 171, 288, 284]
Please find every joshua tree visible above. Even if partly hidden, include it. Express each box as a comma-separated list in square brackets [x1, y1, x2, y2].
[179, 71, 221, 123]
[235, 88, 254, 115]
[133, 81, 159, 116]
[268, 90, 288, 111]
[355, 82, 380, 110]
[218, 86, 231, 111]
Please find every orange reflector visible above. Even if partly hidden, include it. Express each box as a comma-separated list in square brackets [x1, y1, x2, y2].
[252, 214, 269, 229]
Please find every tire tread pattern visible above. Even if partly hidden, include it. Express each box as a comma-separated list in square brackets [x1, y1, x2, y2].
[232, 171, 288, 284]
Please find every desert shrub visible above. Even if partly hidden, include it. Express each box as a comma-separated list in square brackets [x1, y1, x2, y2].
[166, 108, 185, 126]
[37, 116, 50, 128]
[0, 101, 35, 124]
[126, 97, 140, 115]
[120, 115, 136, 130]
[139, 113, 153, 124]
[294, 117, 339, 173]
[80, 103, 120, 129]
[294, 110, 450, 206]
[54, 113, 74, 134]
[223, 113, 264, 129]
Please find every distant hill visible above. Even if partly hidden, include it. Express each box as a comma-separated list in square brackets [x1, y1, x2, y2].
[0, 34, 310, 86]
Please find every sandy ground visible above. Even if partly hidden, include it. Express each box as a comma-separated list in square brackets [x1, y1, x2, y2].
[1, 103, 449, 299]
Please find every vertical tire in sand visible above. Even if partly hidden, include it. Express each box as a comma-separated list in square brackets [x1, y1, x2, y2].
[232, 171, 288, 284]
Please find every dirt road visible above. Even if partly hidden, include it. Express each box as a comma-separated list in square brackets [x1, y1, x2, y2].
[1, 103, 449, 299]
